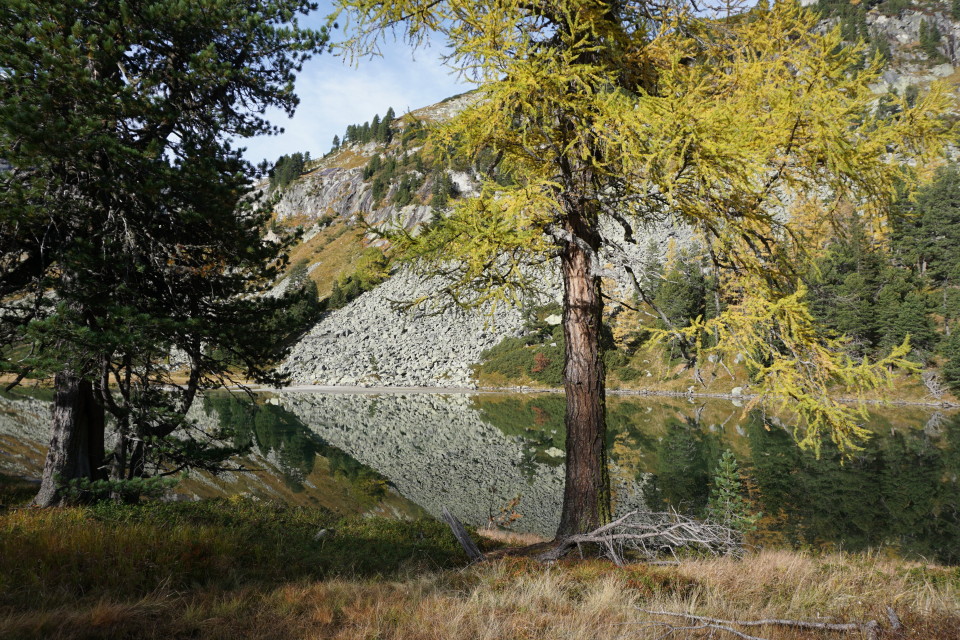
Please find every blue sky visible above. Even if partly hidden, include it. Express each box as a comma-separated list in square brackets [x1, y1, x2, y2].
[239, 2, 472, 165]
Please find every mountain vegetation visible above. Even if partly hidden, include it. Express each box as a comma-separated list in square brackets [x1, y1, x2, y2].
[270, 151, 311, 190]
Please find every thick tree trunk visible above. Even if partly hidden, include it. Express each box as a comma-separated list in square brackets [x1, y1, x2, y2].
[555, 217, 611, 538]
[32, 371, 106, 507]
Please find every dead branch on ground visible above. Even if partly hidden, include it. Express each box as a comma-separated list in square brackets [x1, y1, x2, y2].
[538, 510, 742, 564]
[638, 608, 884, 640]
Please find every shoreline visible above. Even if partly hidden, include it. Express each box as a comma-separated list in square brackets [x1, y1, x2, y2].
[253, 383, 960, 409]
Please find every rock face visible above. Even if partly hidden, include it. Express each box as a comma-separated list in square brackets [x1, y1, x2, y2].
[870, 9, 960, 64]
[281, 269, 545, 387]
[272, 158, 434, 231]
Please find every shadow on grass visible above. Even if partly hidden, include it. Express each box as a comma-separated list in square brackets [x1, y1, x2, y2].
[0, 496, 468, 615]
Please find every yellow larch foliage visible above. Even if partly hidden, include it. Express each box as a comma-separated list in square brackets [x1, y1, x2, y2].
[334, 0, 953, 456]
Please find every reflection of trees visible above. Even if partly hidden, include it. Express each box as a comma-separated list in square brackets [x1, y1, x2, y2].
[746, 411, 960, 564]
[204, 394, 390, 495]
[642, 417, 721, 515]
[476, 395, 666, 473]
[474, 396, 567, 472]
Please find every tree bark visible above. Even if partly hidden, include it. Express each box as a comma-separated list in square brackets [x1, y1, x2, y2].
[556, 214, 611, 537]
[32, 371, 106, 507]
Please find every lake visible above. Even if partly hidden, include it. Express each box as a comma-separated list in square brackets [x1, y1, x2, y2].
[2, 389, 958, 564]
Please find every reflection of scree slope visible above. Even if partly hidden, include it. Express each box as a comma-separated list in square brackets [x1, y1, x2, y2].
[277, 391, 647, 536]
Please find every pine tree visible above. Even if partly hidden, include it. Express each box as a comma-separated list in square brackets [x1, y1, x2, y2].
[332, 134, 341, 150]
[654, 250, 708, 330]
[706, 450, 760, 534]
[0, 0, 325, 506]
[943, 331, 960, 393]
[380, 107, 396, 142]
[920, 19, 942, 60]
[809, 219, 885, 355]
[894, 165, 960, 333]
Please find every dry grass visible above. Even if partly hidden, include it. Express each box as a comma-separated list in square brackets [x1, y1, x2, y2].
[2, 530, 958, 640]
[476, 526, 549, 547]
[284, 221, 368, 298]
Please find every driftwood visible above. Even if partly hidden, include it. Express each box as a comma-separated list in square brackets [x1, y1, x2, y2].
[441, 506, 484, 562]
[638, 609, 885, 640]
[538, 510, 742, 565]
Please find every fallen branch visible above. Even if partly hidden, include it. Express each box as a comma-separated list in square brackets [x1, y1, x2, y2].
[639, 608, 880, 639]
[441, 506, 484, 562]
[632, 620, 768, 640]
[538, 511, 742, 564]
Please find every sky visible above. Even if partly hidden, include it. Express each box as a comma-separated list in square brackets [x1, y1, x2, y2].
[239, 2, 472, 165]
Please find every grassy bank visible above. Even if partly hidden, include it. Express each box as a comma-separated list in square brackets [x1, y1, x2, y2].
[1, 496, 958, 639]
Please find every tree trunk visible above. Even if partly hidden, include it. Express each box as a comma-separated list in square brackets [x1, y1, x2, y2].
[555, 215, 611, 538]
[33, 371, 106, 507]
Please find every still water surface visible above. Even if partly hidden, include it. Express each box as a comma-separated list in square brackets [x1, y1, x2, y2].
[2, 390, 958, 563]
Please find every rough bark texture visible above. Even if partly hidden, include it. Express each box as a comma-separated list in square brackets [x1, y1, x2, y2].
[556, 215, 611, 537]
[32, 371, 105, 507]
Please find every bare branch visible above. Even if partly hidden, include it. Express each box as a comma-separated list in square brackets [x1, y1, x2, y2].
[538, 511, 742, 564]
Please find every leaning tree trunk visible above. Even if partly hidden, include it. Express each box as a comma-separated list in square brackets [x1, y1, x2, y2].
[32, 371, 106, 507]
[555, 213, 611, 538]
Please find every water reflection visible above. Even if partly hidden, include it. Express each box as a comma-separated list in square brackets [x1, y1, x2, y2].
[469, 394, 960, 564]
[1, 389, 957, 562]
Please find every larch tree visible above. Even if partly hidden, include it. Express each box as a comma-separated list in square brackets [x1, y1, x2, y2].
[333, 0, 951, 537]
[0, 0, 325, 505]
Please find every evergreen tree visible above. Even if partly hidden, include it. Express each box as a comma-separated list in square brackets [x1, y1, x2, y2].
[809, 219, 885, 355]
[363, 154, 381, 179]
[920, 19, 942, 60]
[943, 331, 960, 394]
[653, 250, 708, 330]
[271, 152, 306, 189]
[0, 0, 325, 506]
[894, 165, 960, 333]
[380, 107, 396, 142]
[431, 172, 459, 211]
[895, 166, 960, 283]
[332, 134, 341, 150]
[706, 450, 760, 534]
[370, 176, 387, 205]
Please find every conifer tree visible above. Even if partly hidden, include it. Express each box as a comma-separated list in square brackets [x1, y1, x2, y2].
[335, 0, 950, 536]
[920, 19, 942, 60]
[943, 331, 960, 393]
[0, 0, 325, 505]
[894, 165, 960, 335]
[380, 107, 396, 142]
